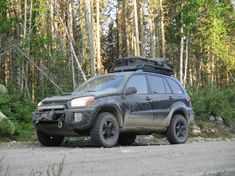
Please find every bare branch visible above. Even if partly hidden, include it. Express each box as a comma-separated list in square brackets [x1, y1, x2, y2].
[15, 47, 63, 93]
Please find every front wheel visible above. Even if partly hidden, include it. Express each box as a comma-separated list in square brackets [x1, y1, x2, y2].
[37, 130, 64, 146]
[166, 114, 188, 144]
[91, 112, 119, 148]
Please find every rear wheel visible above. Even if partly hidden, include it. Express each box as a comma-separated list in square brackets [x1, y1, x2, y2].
[166, 114, 188, 144]
[118, 133, 136, 146]
[37, 130, 64, 146]
[91, 112, 119, 147]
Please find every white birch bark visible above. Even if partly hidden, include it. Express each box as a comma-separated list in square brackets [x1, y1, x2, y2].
[133, 0, 140, 56]
[85, 0, 95, 76]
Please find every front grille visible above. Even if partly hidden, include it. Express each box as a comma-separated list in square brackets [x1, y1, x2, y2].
[43, 100, 66, 106]
[52, 113, 65, 121]
[38, 101, 67, 111]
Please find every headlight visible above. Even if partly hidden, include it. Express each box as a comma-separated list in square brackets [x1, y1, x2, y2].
[71, 96, 94, 107]
[37, 101, 43, 107]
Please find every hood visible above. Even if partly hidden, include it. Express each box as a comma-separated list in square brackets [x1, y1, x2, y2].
[42, 89, 120, 103]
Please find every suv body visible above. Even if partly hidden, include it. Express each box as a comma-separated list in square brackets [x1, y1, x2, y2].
[32, 58, 194, 147]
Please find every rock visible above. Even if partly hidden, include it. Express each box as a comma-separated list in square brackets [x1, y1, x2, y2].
[191, 124, 201, 136]
[0, 111, 16, 135]
[0, 84, 7, 93]
[209, 116, 215, 122]
[0, 111, 7, 120]
[215, 116, 224, 125]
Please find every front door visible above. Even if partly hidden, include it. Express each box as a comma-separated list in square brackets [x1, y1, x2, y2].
[123, 74, 153, 128]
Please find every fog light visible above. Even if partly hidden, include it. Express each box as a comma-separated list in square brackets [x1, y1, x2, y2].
[74, 113, 83, 122]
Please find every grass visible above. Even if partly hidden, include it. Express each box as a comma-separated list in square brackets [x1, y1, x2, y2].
[0, 156, 70, 176]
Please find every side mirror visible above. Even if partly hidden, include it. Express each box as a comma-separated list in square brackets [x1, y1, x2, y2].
[125, 87, 137, 95]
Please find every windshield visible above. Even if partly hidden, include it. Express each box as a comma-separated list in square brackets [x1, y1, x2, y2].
[76, 75, 125, 93]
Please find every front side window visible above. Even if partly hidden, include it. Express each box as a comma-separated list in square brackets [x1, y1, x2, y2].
[148, 75, 166, 94]
[76, 75, 124, 93]
[126, 75, 148, 94]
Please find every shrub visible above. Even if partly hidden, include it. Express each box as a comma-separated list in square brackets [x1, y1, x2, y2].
[0, 92, 35, 140]
[188, 85, 235, 126]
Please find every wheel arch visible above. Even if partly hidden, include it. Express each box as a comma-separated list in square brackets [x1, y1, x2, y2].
[171, 108, 188, 123]
[95, 105, 124, 127]
[166, 105, 189, 127]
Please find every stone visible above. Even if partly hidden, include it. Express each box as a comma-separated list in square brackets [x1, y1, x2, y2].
[0, 111, 7, 121]
[215, 116, 224, 125]
[191, 124, 201, 136]
[0, 84, 7, 93]
[0, 111, 16, 135]
[209, 116, 215, 122]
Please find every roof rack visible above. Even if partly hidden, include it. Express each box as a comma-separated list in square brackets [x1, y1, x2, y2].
[109, 56, 174, 76]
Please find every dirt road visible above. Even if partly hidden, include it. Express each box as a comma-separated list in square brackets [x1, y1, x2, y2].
[0, 138, 235, 176]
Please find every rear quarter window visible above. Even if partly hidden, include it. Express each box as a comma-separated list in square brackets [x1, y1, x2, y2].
[166, 78, 184, 94]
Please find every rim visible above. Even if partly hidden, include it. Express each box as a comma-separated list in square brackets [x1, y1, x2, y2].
[102, 120, 116, 140]
[175, 121, 186, 139]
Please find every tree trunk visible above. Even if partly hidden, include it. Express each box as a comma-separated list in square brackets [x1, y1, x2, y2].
[179, 12, 184, 83]
[59, 17, 87, 82]
[211, 54, 215, 84]
[159, 0, 165, 58]
[149, 4, 156, 57]
[133, 0, 140, 56]
[96, 0, 101, 74]
[23, 0, 27, 39]
[183, 30, 189, 85]
[85, 0, 95, 76]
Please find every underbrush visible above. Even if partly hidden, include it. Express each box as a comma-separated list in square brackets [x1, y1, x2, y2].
[188, 85, 235, 125]
[0, 92, 36, 141]
[188, 85, 235, 137]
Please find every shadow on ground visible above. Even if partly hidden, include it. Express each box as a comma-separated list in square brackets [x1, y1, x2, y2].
[62, 135, 169, 148]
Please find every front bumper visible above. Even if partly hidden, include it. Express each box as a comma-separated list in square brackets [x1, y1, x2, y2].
[188, 110, 195, 124]
[32, 107, 96, 136]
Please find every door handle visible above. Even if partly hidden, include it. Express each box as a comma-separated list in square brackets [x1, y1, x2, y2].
[146, 96, 151, 101]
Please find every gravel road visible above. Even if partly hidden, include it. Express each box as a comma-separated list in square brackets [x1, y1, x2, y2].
[0, 138, 235, 176]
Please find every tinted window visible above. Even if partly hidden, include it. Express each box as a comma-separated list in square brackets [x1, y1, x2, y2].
[148, 75, 165, 93]
[76, 75, 124, 92]
[126, 75, 148, 94]
[167, 78, 183, 94]
[163, 79, 172, 93]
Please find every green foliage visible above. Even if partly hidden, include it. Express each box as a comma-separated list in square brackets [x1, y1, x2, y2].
[188, 85, 235, 126]
[0, 92, 36, 140]
[0, 119, 15, 136]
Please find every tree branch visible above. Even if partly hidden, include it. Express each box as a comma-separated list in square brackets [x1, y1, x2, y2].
[15, 47, 63, 93]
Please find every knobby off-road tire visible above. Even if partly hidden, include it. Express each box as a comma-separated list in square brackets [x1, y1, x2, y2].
[166, 114, 188, 144]
[118, 133, 136, 146]
[37, 130, 64, 146]
[91, 112, 119, 148]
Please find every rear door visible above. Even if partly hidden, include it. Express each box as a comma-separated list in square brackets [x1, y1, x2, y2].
[147, 74, 173, 127]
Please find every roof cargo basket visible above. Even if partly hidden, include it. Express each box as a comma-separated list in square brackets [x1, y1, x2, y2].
[109, 56, 174, 76]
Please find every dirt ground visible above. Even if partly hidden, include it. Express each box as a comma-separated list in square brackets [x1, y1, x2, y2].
[0, 137, 235, 176]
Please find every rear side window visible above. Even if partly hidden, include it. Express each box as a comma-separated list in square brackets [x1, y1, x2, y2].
[166, 78, 183, 94]
[163, 79, 172, 94]
[126, 75, 148, 94]
[148, 75, 165, 94]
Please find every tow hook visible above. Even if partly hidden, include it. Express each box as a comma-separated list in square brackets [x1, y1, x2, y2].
[58, 121, 63, 128]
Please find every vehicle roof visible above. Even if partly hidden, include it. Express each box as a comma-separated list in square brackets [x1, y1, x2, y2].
[106, 70, 173, 78]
